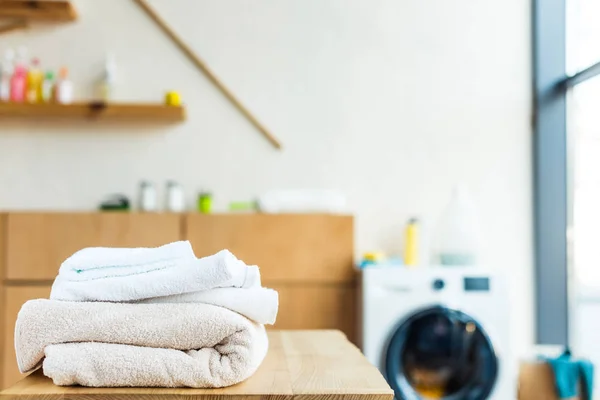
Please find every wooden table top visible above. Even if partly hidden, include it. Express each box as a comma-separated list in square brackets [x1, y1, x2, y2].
[0, 330, 393, 400]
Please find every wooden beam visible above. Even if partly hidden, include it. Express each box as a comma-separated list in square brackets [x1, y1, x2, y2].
[0, 19, 27, 36]
[133, 0, 282, 150]
[0, 1, 77, 22]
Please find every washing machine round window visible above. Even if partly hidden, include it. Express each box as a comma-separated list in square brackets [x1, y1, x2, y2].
[385, 306, 498, 400]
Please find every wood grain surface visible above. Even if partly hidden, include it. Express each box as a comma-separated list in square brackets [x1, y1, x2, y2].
[2, 286, 51, 389]
[0, 330, 393, 400]
[5, 213, 181, 280]
[0, 20, 27, 36]
[0, 1, 77, 21]
[0, 215, 5, 389]
[186, 214, 355, 283]
[269, 284, 357, 343]
[518, 361, 566, 400]
[0, 103, 185, 122]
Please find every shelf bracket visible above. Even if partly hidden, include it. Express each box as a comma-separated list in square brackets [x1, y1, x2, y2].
[133, 0, 282, 150]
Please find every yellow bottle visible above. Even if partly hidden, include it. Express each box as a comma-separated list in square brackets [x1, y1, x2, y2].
[26, 58, 43, 103]
[404, 218, 419, 266]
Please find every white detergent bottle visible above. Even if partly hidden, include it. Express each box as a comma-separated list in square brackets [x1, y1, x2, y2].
[433, 184, 481, 266]
[0, 49, 15, 102]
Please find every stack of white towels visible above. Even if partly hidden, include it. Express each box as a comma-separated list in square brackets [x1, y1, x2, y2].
[14, 241, 278, 388]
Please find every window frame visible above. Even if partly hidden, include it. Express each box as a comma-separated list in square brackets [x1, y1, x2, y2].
[534, 0, 600, 345]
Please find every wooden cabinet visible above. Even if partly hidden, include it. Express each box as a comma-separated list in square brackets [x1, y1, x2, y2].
[186, 214, 357, 342]
[2, 286, 52, 389]
[6, 213, 181, 280]
[186, 214, 354, 283]
[1, 213, 182, 388]
[0, 212, 356, 389]
[271, 284, 357, 343]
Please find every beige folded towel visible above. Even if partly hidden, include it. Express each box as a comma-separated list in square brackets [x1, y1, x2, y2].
[15, 299, 268, 387]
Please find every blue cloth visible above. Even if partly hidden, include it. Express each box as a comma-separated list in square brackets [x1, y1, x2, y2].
[546, 350, 594, 400]
[578, 359, 594, 400]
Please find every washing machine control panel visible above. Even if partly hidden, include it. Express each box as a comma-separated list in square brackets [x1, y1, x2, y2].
[431, 277, 491, 292]
[432, 279, 445, 291]
[464, 277, 490, 292]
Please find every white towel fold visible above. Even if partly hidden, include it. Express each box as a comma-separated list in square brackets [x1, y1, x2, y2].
[50, 242, 261, 302]
[58, 241, 196, 280]
[16, 300, 268, 388]
[138, 287, 279, 325]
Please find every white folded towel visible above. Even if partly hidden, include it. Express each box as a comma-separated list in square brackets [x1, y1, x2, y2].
[138, 287, 279, 325]
[50, 242, 261, 302]
[58, 241, 196, 280]
[16, 300, 268, 387]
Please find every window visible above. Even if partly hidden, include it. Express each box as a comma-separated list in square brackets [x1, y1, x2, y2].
[535, 0, 600, 367]
[567, 0, 600, 74]
[572, 76, 600, 288]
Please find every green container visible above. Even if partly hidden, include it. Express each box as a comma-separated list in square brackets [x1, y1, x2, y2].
[197, 193, 212, 214]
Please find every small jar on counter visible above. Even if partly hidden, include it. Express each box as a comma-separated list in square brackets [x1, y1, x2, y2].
[139, 181, 157, 212]
[166, 181, 185, 212]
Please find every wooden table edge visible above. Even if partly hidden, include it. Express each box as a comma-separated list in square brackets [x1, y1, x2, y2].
[0, 330, 394, 400]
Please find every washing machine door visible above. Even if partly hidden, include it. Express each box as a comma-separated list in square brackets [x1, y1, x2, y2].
[385, 306, 498, 400]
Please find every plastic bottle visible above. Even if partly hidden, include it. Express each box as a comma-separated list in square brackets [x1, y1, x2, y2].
[10, 65, 26, 102]
[13, 47, 28, 101]
[41, 71, 54, 102]
[0, 49, 15, 102]
[139, 181, 157, 212]
[403, 218, 419, 267]
[166, 181, 185, 212]
[198, 192, 213, 214]
[26, 58, 43, 103]
[55, 67, 73, 104]
[96, 53, 116, 101]
[433, 185, 481, 266]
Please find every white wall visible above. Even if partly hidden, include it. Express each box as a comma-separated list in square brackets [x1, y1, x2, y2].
[0, 0, 533, 354]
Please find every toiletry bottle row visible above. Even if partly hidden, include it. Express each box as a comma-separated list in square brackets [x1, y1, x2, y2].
[138, 181, 212, 214]
[139, 181, 186, 213]
[0, 47, 73, 104]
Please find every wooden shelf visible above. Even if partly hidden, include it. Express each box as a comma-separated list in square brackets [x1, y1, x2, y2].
[0, 19, 27, 35]
[0, 102, 186, 123]
[0, 1, 77, 22]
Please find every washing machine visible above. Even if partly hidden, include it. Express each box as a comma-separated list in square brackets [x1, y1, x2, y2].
[359, 267, 515, 400]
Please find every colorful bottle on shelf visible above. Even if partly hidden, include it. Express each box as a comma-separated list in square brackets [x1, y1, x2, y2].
[55, 67, 73, 104]
[41, 71, 55, 103]
[0, 49, 15, 102]
[11, 47, 28, 102]
[10, 65, 27, 103]
[26, 58, 43, 103]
